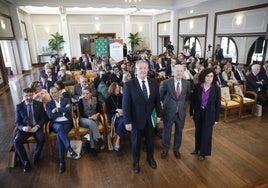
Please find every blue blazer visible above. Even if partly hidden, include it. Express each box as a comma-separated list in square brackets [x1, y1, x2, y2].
[123, 77, 162, 130]
[46, 98, 72, 123]
[15, 100, 46, 131]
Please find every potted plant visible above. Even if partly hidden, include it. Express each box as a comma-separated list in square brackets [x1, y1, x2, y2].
[48, 32, 65, 54]
[128, 32, 142, 53]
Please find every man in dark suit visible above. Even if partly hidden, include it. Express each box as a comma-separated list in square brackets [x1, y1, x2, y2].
[214, 65, 227, 87]
[123, 60, 162, 173]
[189, 42, 196, 57]
[234, 63, 246, 84]
[80, 56, 92, 70]
[14, 88, 46, 173]
[159, 65, 191, 159]
[40, 73, 54, 92]
[246, 64, 268, 107]
[72, 75, 96, 101]
[46, 87, 77, 173]
[215, 44, 224, 61]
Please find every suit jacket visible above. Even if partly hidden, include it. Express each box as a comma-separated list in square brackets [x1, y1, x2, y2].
[234, 70, 246, 83]
[15, 100, 46, 131]
[215, 73, 227, 87]
[57, 74, 74, 86]
[46, 98, 72, 123]
[80, 61, 92, 70]
[123, 77, 162, 130]
[40, 80, 54, 92]
[190, 83, 221, 126]
[246, 73, 264, 93]
[159, 78, 191, 121]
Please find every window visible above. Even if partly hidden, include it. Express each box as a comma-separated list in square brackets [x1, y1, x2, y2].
[220, 37, 238, 63]
[184, 37, 201, 57]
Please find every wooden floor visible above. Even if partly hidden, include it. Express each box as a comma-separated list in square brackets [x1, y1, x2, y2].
[0, 69, 268, 188]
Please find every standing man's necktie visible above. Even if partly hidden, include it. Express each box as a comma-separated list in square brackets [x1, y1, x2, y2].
[28, 104, 34, 126]
[142, 80, 148, 101]
[176, 82, 180, 98]
[176, 82, 180, 113]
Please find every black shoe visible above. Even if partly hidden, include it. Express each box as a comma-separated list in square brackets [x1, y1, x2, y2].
[59, 162, 66, 173]
[147, 158, 157, 169]
[33, 155, 39, 164]
[154, 129, 162, 139]
[23, 161, 30, 173]
[198, 155, 205, 161]
[191, 150, 198, 155]
[161, 150, 168, 159]
[69, 148, 78, 159]
[173, 151, 181, 159]
[90, 148, 98, 157]
[82, 141, 90, 154]
[97, 138, 105, 150]
[133, 163, 140, 173]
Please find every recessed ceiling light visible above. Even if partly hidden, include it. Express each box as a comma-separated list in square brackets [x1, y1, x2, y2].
[190, 10, 194, 14]
[95, 17, 99, 20]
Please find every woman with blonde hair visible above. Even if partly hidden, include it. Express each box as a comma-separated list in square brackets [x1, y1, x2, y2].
[105, 82, 126, 151]
[222, 64, 237, 86]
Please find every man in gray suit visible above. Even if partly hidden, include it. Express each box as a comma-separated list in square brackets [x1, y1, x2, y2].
[159, 64, 191, 159]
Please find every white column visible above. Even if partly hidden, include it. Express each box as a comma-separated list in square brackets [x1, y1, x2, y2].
[8, 5, 30, 72]
[60, 8, 71, 57]
[124, 15, 131, 50]
[151, 15, 157, 55]
[170, 10, 178, 55]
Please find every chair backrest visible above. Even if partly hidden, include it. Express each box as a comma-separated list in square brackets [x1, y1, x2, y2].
[221, 87, 231, 101]
[233, 85, 244, 98]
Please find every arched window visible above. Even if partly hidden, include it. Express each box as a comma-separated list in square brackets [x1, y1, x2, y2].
[220, 37, 238, 63]
[246, 37, 266, 66]
[184, 37, 202, 57]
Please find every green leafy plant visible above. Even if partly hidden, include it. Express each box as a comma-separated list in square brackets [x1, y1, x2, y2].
[48, 32, 65, 53]
[128, 32, 142, 52]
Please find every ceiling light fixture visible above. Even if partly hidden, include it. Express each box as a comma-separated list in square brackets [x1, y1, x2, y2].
[125, 0, 141, 3]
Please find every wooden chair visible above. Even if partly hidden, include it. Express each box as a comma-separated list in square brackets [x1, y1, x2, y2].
[233, 84, 257, 117]
[75, 104, 107, 143]
[44, 111, 78, 156]
[220, 87, 243, 121]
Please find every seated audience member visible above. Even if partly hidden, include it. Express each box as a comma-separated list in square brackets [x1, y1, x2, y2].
[80, 56, 92, 70]
[30, 81, 51, 107]
[57, 65, 74, 86]
[68, 57, 81, 71]
[193, 64, 205, 85]
[246, 64, 268, 107]
[78, 86, 105, 156]
[91, 58, 101, 72]
[62, 53, 70, 64]
[14, 88, 46, 173]
[40, 73, 53, 93]
[165, 58, 177, 77]
[222, 64, 238, 86]
[105, 83, 127, 151]
[39, 63, 51, 81]
[214, 65, 227, 87]
[234, 63, 247, 84]
[46, 87, 78, 173]
[97, 73, 109, 108]
[45, 68, 57, 85]
[122, 71, 132, 84]
[109, 66, 123, 84]
[54, 80, 73, 103]
[72, 75, 97, 102]
[259, 61, 268, 79]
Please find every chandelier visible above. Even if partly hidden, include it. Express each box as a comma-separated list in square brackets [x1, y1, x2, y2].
[125, 0, 141, 3]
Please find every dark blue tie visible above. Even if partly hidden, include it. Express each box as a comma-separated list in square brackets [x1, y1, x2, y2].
[142, 80, 148, 101]
[28, 104, 34, 126]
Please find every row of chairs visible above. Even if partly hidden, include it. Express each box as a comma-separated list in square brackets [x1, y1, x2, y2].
[220, 83, 257, 121]
[13, 103, 111, 158]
